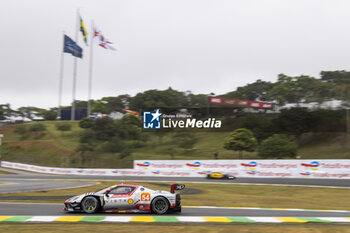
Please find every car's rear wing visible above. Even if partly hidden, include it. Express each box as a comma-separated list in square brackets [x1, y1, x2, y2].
[170, 184, 185, 193]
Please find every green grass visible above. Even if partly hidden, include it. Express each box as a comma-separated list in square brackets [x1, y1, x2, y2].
[0, 224, 349, 233]
[2, 181, 350, 211]
[0, 121, 350, 169]
[0, 170, 13, 175]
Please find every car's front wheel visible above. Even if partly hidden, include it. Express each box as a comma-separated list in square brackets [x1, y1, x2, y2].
[151, 196, 169, 214]
[81, 196, 99, 214]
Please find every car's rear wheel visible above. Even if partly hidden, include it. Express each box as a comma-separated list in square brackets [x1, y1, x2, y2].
[81, 196, 99, 214]
[151, 196, 169, 214]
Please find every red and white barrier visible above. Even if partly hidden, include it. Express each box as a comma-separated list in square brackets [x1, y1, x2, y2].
[1, 159, 350, 179]
[134, 160, 350, 179]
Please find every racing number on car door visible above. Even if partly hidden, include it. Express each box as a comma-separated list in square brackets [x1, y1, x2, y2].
[141, 193, 150, 201]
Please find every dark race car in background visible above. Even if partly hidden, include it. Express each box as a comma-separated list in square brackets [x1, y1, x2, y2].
[64, 183, 184, 214]
[206, 172, 235, 180]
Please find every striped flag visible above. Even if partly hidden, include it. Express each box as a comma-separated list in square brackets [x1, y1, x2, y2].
[63, 35, 83, 58]
[93, 25, 118, 51]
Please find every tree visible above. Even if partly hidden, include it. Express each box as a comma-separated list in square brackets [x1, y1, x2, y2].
[224, 128, 257, 159]
[321, 70, 350, 85]
[185, 92, 207, 108]
[129, 87, 188, 111]
[101, 136, 125, 152]
[272, 107, 317, 138]
[92, 117, 116, 140]
[266, 74, 317, 104]
[79, 129, 95, 143]
[40, 109, 57, 120]
[79, 117, 94, 128]
[17, 106, 44, 120]
[0, 104, 13, 120]
[243, 114, 274, 141]
[258, 134, 297, 159]
[223, 79, 274, 101]
[121, 114, 141, 127]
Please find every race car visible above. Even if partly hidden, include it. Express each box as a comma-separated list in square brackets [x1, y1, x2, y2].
[64, 183, 184, 214]
[206, 172, 235, 180]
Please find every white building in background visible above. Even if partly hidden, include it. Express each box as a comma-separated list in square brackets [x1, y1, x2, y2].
[279, 100, 345, 111]
[109, 111, 124, 120]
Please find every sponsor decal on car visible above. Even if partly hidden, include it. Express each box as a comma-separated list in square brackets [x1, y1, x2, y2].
[141, 193, 151, 201]
[128, 198, 134, 204]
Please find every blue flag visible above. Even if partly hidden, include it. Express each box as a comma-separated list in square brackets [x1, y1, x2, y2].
[63, 35, 83, 58]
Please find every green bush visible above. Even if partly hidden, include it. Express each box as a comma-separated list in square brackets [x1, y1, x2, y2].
[79, 129, 95, 143]
[55, 123, 72, 132]
[101, 136, 125, 152]
[41, 110, 57, 120]
[29, 123, 46, 132]
[14, 125, 27, 134]
[258, 134, 298, 159]
[224, 128, 258, 158]
[92, 118, 116, 140]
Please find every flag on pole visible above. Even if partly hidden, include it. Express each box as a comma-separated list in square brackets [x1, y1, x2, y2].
[93, 25, 118, 51]
[80, 15, 88, 46]
[63, 35, 83, 58]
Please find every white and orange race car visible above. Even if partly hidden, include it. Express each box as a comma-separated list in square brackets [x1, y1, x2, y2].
[64, 183, 184, 214]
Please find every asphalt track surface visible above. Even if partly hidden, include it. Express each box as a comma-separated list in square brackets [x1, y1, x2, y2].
[0, 168, 349, 218]
[1, 174, 350, 188]
[0, 178, 96, 194]
[0, 202, 349, 217]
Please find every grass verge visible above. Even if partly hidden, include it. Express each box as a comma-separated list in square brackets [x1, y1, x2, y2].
[0, 170, 14, 175]
[2, 121, 350, 169]
[1, 181, 350, 210]
[0, 224, 349, 233]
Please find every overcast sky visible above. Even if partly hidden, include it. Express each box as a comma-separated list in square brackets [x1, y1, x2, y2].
[1, 0, 350, 109]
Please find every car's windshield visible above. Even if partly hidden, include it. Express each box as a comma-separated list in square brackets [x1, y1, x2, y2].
[95, 186, 112, 194]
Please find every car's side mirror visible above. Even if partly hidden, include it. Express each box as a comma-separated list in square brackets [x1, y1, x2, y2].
[106, 189, 111, 197]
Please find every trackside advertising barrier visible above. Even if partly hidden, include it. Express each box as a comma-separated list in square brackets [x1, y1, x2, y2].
[134, 160, 350, 179]
[1, 161, 143, 176]
[2, 160, 350, 179]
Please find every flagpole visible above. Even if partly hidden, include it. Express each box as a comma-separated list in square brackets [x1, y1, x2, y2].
[87, 20, 94, 116]
[58, 31, 65, 120]
[71, 8, 79, 121]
